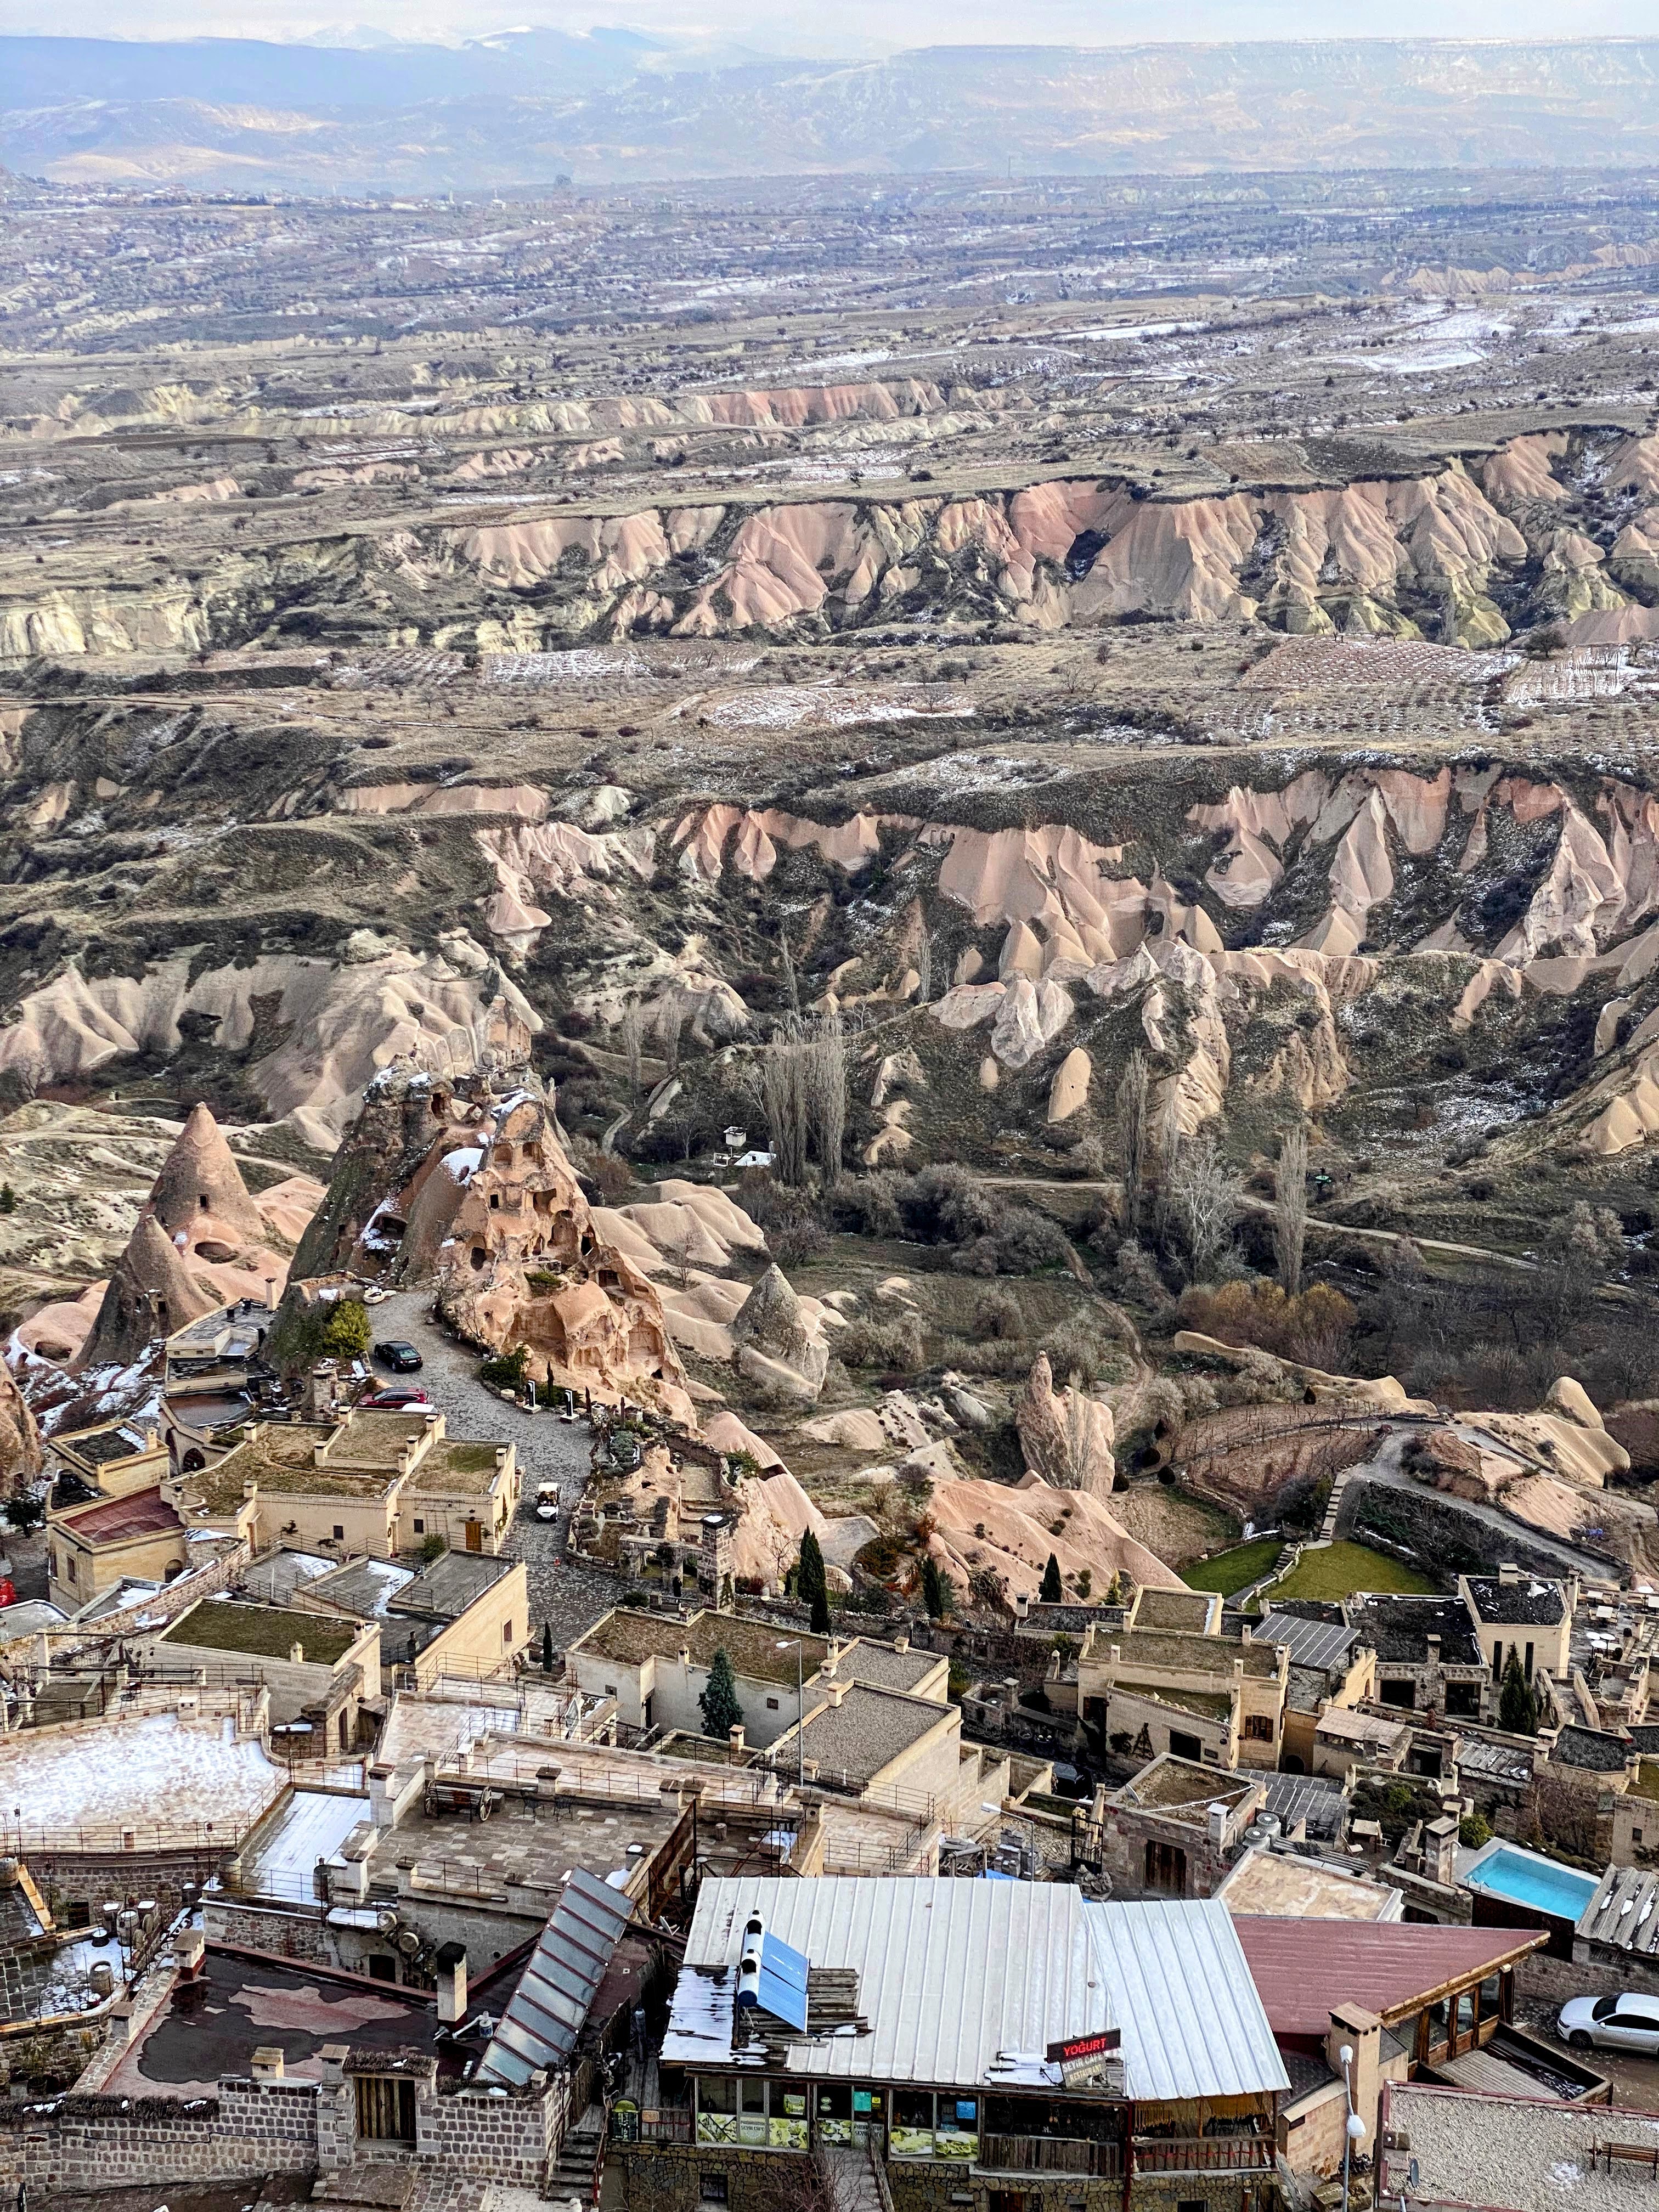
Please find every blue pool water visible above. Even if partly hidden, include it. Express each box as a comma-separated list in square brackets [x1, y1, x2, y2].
[1464, 1847, 1598, 1921]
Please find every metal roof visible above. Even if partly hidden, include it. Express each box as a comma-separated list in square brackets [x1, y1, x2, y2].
[473, 1869, 634, 2087]
[1232, 1917, 1546, 2035]
[1084, 1900, 1288, 2106]
[665, 1877, 1113, 2090]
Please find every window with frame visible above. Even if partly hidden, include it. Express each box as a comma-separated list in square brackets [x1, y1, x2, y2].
[1243, 1714, 1274, 1741]
[699, 2179, 729, 2205]
[1477, 1974, 1503, 2031]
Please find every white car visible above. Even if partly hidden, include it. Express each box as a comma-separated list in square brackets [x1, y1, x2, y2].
[534, 1486, 559, 1521]
[1560, 1991, 1659, 2054]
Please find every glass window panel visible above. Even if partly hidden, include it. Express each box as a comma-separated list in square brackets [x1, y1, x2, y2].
[739, 2079, 767, 2115]
[895, 2092, 935, 2129]
[1456, 1992, 1476, 2040]
[698, 2077, 735, 2114]
[1477, 1974, 1502, 2025]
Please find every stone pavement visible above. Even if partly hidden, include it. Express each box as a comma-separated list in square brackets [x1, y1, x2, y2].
[370, 1290, 624, 1656]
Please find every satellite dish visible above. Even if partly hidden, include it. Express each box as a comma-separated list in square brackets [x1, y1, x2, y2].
[1409, 2157, 1421, 2191]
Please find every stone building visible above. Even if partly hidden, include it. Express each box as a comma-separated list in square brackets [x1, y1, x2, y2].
[1075, 1596, 1289, 1772]
[625, 1875, 1286, 2212]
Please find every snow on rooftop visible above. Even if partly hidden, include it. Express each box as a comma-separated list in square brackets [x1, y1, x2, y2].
[0, 1710, 283, 1843]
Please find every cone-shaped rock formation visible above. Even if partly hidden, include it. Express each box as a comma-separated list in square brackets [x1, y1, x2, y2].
[149, 1102, 267, 1251]
[78, 1213, 219, 1370]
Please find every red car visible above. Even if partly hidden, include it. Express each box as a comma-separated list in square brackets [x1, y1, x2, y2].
[359, 1386, 432, 1412]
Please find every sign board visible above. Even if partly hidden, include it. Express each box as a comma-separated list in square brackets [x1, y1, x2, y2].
[1045, 2027, 1122, 2089]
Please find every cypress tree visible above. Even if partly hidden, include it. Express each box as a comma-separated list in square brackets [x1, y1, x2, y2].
[700, 1647, 743, 1741]
[922, 1556, 944, 1618]
[1499, 1646, 1539, 1736]
[810, 1582, 832, 1635]
[798, 1530, 826, 1612]
[541, 1622, 554, 1674]
[1040, 1553, 1063, 1604]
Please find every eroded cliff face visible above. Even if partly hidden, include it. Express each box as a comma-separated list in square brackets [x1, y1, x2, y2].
[298, 1070, 693, 1424]
[648, 761, 1659, 1162]
[7, 428, 1656, 663]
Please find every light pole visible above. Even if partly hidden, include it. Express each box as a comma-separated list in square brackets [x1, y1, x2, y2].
[777, 1639, 804, 1790]
[1339, 2043, 1366, 2212]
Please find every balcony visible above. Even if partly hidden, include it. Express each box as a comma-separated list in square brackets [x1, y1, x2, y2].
[1131, 2134, 1273, 2175]
[609, 2108, 692, 2146]
[976, 2135, 1122, 2179]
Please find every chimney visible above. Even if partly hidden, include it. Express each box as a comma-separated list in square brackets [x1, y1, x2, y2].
[436, 1942, 468, 2025]
[1207, 1801, 1229, 1845]
[250, 2048, 285, 2083]
[1109, 1643, 1121, 1665]
[894, 1637, 909, 1654]
[1327, 2004, 1384, 2155]
[827, 1679, 848, 1708]
[1499, 1563, 1520, 1587]
[729, 1723, 746, 1753]
[289, 1642, 305, 1664]
[175, 1927, 206, 1974]
[679, 1644, 691, 1668]
[1233, 1657, 1244, 1677]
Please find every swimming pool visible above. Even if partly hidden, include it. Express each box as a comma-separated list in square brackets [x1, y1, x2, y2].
[1463, 1847, 1599, 1922]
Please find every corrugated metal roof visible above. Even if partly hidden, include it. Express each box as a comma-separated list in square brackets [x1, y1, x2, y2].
[1232, 1916, 1546, 2035]
[665, 1877, 1112, 2090]
[1084, 1899, 1289, 2105]
[474, 1869, 634, 2087]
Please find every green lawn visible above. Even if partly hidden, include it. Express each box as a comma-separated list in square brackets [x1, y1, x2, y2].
[1268, 1541, 1438, 1601]
[1181, 1538, 1283, 1597]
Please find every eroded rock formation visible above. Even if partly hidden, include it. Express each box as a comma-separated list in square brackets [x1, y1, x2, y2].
[298, 1069, 692, 1425]
[1015, 1352, 1118, 1497]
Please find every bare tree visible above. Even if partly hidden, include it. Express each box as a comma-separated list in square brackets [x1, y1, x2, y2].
[618, 1001, 646, 1098]
[761, 1032, 810, 1185]
[780, 929, 800, 1016]
[804, 1011, 848, 1182]
[1171, 1131, 1239, 1283]
[1115, 1049, 1150, 1237]
[915, 929, 933, 1007]
[1274, 1123, 1309, 1296]
[659, 992, 687, 1076]
[1152, 1080, 1184, 1253]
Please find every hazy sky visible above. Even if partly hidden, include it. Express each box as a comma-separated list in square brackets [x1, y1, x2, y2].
[4, 0, 1655, 48]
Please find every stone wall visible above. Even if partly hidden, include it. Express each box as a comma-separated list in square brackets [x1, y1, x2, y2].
[0, 2081, 318, 2192]
[419, 2075, 566, 2184]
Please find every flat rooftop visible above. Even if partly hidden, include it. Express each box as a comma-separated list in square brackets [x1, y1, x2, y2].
[102, 1946, 436, 2101]
[784, 1682, 955, 1791]
[1218, 1847, 1400, 1921]
[571, 1607, 831, 1688]
[162, 1598, 362, 1665]
[0, 1709, 282, 1842]
[1384, 2084, 1659, 2211]
[392, 1789, 681, 1895]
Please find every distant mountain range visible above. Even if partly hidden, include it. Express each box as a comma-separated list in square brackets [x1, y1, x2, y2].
[4, 35, 1659, 190]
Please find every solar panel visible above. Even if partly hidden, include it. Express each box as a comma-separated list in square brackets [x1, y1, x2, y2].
[757, 1932, 809, 2030]
[474, 1867, 635, 2087]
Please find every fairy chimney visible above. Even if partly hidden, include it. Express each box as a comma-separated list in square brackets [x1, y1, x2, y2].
[77, 1214, 219, 1370]
[148, 1103, 266, 1249]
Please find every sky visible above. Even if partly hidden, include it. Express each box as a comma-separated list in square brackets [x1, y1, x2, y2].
[3, 0, 1656, 48]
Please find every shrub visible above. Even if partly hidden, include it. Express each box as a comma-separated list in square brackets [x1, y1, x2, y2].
[321, 1299, 372, 1361]
[1040, 1313, 1126, 1386]
[838, 1311, 927, 1372]
[419, 1532, 447, 1564]
[1459, 1811, 1492, 1850]
[479, 1344, 531, 1391]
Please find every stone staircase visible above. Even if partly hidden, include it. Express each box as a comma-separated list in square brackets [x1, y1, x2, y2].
[546, 2101, 607, 2208]
[823, 2142, 889, 2212]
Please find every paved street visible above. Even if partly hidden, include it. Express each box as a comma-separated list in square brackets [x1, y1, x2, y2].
[369, 1289, 625, 1657]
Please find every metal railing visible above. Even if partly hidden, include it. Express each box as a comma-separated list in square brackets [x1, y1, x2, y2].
[1131, 2135, 1273, 2175]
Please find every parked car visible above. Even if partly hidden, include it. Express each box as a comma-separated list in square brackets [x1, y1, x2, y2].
[374, 1340, 424, 1373]
[360, 1385, 431, 1410]
[1560, 1992, 1659, 2053]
